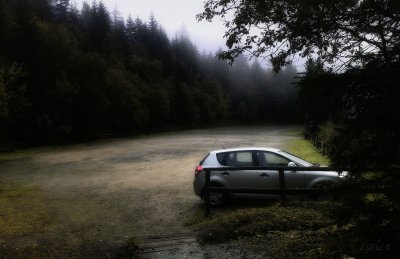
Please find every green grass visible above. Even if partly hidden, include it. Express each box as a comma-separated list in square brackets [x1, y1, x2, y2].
[285, 139, 331, 166]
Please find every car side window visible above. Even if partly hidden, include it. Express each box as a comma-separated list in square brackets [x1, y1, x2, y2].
[218, 151, 254, 167]
[258, 151, 291, 166]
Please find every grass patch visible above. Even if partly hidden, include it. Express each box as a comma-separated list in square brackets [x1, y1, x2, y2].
[191, 201, 351, 257]
[0, 178, 137, 258]
[0, 180, 53, 237]
[285, 139, 331, 166]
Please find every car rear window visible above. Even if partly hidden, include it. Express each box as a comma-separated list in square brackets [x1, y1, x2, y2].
[216, 152, 228, 165]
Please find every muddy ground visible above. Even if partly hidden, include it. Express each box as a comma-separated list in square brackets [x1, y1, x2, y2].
[0, 126, 301, 258]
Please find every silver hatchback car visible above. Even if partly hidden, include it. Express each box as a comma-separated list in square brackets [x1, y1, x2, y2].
[193, 147, 342, 206]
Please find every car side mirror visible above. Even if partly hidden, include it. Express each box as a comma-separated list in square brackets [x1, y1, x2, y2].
[288, 162, 296, 167]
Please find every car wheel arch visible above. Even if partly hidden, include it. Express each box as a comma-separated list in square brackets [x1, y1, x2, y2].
[202, 181, 228, 207]
[201, 181, 225, 197]
[308, 177, 336, 189]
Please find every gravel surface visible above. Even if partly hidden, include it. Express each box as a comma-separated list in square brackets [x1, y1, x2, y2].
[0, 126, 301, 258]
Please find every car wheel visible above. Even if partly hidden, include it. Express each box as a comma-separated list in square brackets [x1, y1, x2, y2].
[208, 191, 226, 207]
[204, 184, 227, 207]
[310, 181, 332, 199]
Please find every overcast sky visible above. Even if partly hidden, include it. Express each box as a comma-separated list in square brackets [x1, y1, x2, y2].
[74, 0, 227, 54]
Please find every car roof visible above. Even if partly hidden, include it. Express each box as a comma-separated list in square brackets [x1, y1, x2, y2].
[210, 147, 282, 154]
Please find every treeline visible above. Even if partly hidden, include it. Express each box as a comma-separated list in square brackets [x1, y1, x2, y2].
[0, 0, 299, 144]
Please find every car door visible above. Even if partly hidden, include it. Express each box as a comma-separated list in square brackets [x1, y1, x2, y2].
[255, 151, 280, 188]
[256, 151, 306, 188]
[218, 151, 258, 188]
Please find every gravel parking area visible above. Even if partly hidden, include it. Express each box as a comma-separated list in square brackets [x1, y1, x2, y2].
[0, 126, 301, 258]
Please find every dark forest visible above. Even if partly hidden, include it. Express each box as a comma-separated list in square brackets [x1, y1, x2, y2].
[0, 0, 299, 145]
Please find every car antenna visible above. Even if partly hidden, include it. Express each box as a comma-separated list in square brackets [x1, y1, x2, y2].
[214, 129, 226, 149]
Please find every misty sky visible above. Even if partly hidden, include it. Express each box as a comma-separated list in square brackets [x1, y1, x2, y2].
[74, 0, 227, 54]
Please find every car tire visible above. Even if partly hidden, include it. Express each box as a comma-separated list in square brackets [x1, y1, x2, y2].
[204, 183, 227, 207]
[310, 181, 332, 199]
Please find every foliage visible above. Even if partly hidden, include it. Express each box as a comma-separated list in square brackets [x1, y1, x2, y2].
[0, 0, 300, 144]
[0, 63, 29, 142]
[201, 55, 300, 123]
[194, 199, 398, 257]
[297, 60, 400, 257]
[317, 120, 338, 145]
[297, 59, 346, 133]
[330, 176, 400, 257]
[298, 58, 400, 170]
[192, 201, 358, 258]
[297, 60, 400, 256]
[198, 0, 400, 72]
[330, 61, 400, 170]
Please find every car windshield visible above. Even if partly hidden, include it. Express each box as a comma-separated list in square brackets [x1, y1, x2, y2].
[278, 151, 314, 167]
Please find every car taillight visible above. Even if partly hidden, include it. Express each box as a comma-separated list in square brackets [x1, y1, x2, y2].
[195, 165, 203, 176]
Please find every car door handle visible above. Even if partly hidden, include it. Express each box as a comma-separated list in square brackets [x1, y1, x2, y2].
[221, 172, 230, 176]
[259, 173, 269, 177]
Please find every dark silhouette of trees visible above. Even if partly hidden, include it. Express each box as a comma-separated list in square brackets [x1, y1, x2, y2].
[0, 0, 300, 145]
[298, 59, 346, 132]
[199, 53, 299, 124]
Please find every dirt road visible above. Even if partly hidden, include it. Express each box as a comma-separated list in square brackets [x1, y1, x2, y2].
[0, 126, 301, 258]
